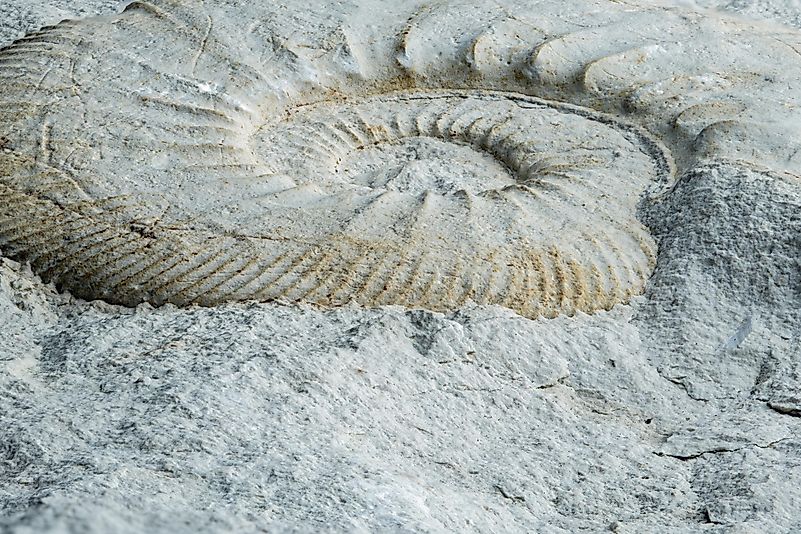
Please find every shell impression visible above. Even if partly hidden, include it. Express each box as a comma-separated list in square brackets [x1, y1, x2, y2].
[1, 0, 800, 318]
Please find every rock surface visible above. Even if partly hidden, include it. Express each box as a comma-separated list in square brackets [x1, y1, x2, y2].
[1, 1, 800, 533]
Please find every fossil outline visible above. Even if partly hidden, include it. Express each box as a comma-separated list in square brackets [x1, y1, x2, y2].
[1, 0, 800, 318]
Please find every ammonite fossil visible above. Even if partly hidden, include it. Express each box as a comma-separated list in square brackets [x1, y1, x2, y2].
[1, 0, 800, 318]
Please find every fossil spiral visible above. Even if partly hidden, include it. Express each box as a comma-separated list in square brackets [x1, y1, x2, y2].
[1, 0, 800, 317]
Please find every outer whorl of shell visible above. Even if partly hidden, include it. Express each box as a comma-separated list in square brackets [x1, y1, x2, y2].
[1, 0, 800, 317]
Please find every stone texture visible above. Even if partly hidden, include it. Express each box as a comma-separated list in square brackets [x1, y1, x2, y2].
[1, 0, 800, 532]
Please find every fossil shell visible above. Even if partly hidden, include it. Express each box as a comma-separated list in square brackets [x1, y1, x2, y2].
[1, 0, 800, 317]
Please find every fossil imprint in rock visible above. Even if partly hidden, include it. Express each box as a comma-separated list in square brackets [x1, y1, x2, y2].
[1, 0, 801, 317]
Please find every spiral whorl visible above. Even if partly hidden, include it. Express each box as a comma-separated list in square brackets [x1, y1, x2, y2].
[2, 0, 800, 317]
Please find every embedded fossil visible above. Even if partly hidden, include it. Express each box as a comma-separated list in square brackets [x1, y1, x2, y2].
[1, 0, 800, 317]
